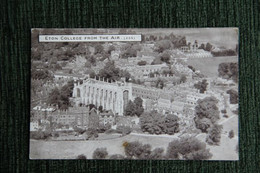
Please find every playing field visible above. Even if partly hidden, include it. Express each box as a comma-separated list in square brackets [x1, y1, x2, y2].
[187, 56, 238, 78]
[29, 133, 178, 159]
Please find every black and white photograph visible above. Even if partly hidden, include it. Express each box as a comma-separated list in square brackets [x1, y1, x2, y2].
[30, 28, 239, 160]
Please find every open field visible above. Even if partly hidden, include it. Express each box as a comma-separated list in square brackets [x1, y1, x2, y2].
[30, 132, 238, 160]
[187, 56, 238, 77]
[30, 134, 178, 159]
[196, 133, 238, 160]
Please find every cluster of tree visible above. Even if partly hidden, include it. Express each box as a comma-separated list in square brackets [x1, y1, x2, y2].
[124, 141, 164, 159]
[218, 62, 238, 83]
[152, 34, 187, 50]
[194, 79, 208, 93]
[121, 48, 137, 58]
[166, 136, 212, 160]
[211, 49, 237, 57]
[98, 123, 112, 133]
[85, 55, 97, 67]
[120, 43, 141, 59]
[31, 69, 53, 81]
[85, 44, 114, 67]
[92, 148, 108, 159]
[30, 130, 52, 140]
[194, 97, 220, 133]
[31, 79, 44, 97]
[206, 124, 223, 145]
[30, 121, 58, 140]
[226, 89, 238, 104]
[90, 136, 212, 160]
[154, 40, 172, 53]
[140, 111, 179, 135]
[159, 52, 171, 64]
[154, 78, 165, 89]
[116, 125, 132, 136]
[130, 78, 144, 85]
[47, 80, 74, 110]
[124, 97, 144, 117]
[198, 42, 213, 52]
[95, 61, 132, 82]
[31, 29, 94, 63]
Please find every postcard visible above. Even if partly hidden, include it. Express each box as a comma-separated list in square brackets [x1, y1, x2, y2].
[30, 28, 238, 160]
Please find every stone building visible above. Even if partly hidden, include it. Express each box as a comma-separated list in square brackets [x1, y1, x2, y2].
[119, 63, 169, 79]
[73, 76, 188, 116]
[51, 106, 89, 127]
[73, 78, 133, 116]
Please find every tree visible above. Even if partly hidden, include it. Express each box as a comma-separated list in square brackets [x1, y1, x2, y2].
[31, 69, 53, 80]
[124, 141, 152, 159]
[88, 55, 96, 66]
[166, 136, 212, 160]
[227, 89, 238, 104]
[107, 45, 116, 54]
[194, 96, 220, 132]
[218, 62, 238, 82]
[98, 61, 132, 82]
[154, 40, 172, 53]
[180, 75, 187, 83]
[171, 36, 187, 48]
[155, 78, 165, 89]
[206, 124, 223, 145]
[149, 72, 155, 78]
[194, 117, 212, 133]
[194, 79, 208, 93]
[92, 148, 108, 159]
[121, 48, 137, 58]
[137, 60, 147, 66]
[149, 148, 165, 159]
[165, 114, 179, 135]
[60, 80, 74, 109]
[85, 61, 92, 68]
[133, 97, 144, 117]
[188, 65, 196, 72]
[199, 43, 205, 50]
[116, 125, 132, 136]
[98, 106, 103, 112]
[98, 123, 111, 133]
[160, 52, 171, 64]
[76, 154, 87, 159]
[124, 100, 136, 116]
[205, 42, 213, 51]
[140, 111, 166, 134]
[48, 88, 61, 108]
[94, 44, 104, 55]
[86, 127, 98, 139]
[211, 49, 237, 57]
[229, 130, 235, 138]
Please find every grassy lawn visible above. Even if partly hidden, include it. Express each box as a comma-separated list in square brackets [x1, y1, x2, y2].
[30, 134, 178, 159]
[30, 131, 238, 160]
[187, 56, 238, 78]
[196, 131, 238, 160]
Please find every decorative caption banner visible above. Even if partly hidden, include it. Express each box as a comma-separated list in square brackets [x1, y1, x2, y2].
[39, 35, 142, 42]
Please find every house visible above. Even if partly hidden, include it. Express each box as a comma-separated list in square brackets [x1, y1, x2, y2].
[99, 111, 115, 126]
